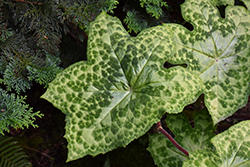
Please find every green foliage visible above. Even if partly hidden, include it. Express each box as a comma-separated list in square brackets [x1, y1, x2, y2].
[123, 0, 170, 34]
[26, 54, 62, 87]
[0, 135, 32, 167]
[183, 120, 250, 167]
[165, 0, 250, 124]
[58, 0, 169, 34]
[124, 10, 148, 33]
[139, 0, 168, 19]
[0, 0, 119, 94]
[41, 11, 203, 161]
[0, 0, 47, 132]
[103, 0, 119, 13]
[59, 0, 118, 32]
[0, 0, 120, 93]
[41, 0, 250, 163]
[1, 0, 249, 165]
[147, 109, 216, 167]
[0, 0, 63, 93]
[0, 0, 103, 135]
[0, 52, 62, 93]
[240, 0, 250, 11]
[0, 88, 43, 135]
[210, 0, 235, 6]
[10, 0, 63, 54]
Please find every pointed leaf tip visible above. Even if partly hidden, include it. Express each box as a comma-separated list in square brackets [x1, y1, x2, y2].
[165, 0, 250, 124]
[42, 11, 203, 161]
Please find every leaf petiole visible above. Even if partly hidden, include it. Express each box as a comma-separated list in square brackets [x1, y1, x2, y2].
[156, 121, 189, 157]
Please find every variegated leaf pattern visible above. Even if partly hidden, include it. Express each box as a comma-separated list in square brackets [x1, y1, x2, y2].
[240, 0, 250, 11]
[41, 12, 203, 161]
[183, 120, 250, 167]
[210, 0, 234, 6]
[147, 109, 215, 167]
[165, 0, 250, 124]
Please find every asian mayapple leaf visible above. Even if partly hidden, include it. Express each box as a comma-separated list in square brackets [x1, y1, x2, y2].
[147, 109, 215, 167]
[183, 120, 250, 167]
[41, 12, 203, 161]
[240, 0, 250, 11]
[209, 0, 234, 6]
[164, 0, 250, 124]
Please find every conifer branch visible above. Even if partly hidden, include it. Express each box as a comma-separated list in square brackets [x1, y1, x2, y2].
[0, 88, 44, 135]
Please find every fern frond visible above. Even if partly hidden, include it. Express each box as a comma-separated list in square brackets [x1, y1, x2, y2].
[0, 135, 31, 167]
[0, 88, 44, 135]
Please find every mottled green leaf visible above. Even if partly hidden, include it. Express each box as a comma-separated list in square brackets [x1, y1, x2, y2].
[41, 12, 203, 161]
[183, 120, 250, 167]
[240, 0, 250, 11]
[147, 109, 215, 167]
[165, 0, 250, 124]
[210, 0, 234, 6]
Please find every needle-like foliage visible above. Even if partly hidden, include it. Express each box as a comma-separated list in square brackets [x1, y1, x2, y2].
[0, 88, 43, 135]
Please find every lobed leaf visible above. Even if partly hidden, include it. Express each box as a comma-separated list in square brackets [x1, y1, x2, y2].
[41, 12, 203, 161]
[164, 0, 250, 124]
[183, 120, 250, 167]
[147, 109, 215, 167]
[240, 0, 250, 11]
[210, 0, 235, 6]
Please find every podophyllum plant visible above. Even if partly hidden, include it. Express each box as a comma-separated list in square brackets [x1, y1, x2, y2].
[42, 0, 250, 166]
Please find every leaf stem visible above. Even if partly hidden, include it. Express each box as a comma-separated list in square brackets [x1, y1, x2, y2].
[156, 121, 189, 157]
